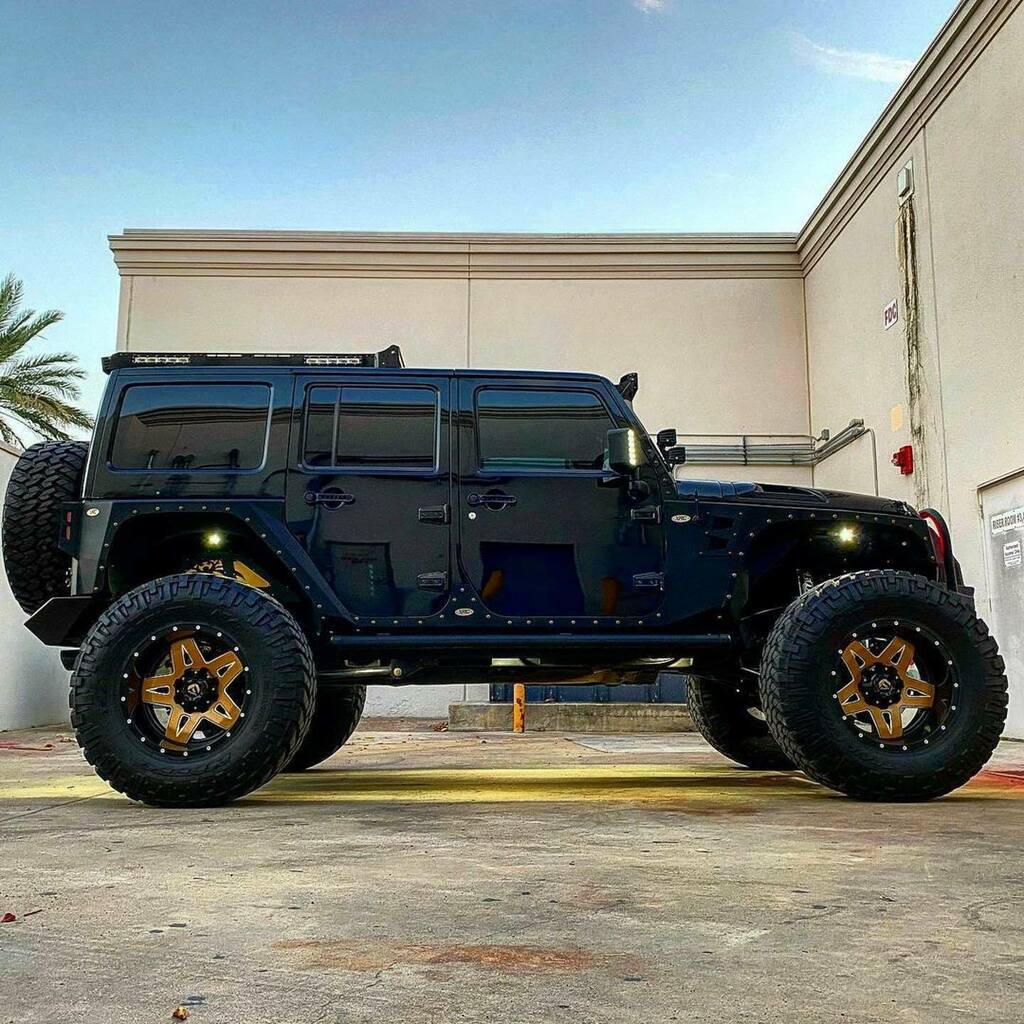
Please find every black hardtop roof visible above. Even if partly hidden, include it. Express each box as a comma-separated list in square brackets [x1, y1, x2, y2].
[102, 347, 611, 385]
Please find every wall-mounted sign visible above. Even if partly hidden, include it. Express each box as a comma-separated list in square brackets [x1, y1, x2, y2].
[883, 299, 899, 331]
[992, 506, 1024, 534]
[1004, 540, 1022, 568]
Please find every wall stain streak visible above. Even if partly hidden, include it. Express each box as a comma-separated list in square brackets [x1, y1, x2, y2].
[897, 197, 928, 508]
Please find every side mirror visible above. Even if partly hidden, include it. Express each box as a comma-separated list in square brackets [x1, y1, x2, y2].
[656, 428, 677, 451]
[606, 428, 645, 476]
[616, 373, 639, 401]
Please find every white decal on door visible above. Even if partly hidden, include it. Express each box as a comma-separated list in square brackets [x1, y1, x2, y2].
[1003, 540, 1022, 568]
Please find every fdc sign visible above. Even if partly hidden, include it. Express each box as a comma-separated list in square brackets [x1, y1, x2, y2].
[883, 299, 899, 331]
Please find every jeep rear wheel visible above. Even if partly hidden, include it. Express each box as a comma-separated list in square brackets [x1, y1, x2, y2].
[759, 570, 1008, 801]
[283, 683, 366, 771]
[71, 574, 315, 806]
[686, 675, 794, 770]
[2, 440, 88, 614]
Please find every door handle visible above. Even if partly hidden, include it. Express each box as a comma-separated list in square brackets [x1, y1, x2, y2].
[630, 506, 661, 523]
[418, 504, 450, 524]
[417, 571, 449, 591]
[633, 572, 665, 590]
[304, 489, 355, 510]
[467, 492, 517, 510]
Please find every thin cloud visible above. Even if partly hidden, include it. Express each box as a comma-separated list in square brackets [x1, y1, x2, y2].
[791, 32, 914, 84]
[632, 0, 668, 13]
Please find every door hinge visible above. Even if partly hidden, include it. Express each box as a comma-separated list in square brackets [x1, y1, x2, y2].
[633, 571, 665, 590]
[417, 504, 450, 524]
[630, 505, 661, 523]
[417, 571, 449, 591]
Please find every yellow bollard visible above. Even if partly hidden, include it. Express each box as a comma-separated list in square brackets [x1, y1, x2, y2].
[512, 683, 526, 733]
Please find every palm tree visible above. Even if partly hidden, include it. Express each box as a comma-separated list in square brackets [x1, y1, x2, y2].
[0, 273, 93, 447]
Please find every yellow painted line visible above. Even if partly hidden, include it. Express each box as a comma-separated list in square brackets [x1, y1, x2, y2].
[0, 764, 1018, 806]
[250, 766, 1024, 805]
[0, 776, 112, 800]
[253, 765, 811, 806]
[0, 765, 803, 806]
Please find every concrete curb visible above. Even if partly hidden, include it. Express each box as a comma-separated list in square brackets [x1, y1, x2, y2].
[448, 702, 694, 734]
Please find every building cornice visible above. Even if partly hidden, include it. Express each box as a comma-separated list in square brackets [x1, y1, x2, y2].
[108, 230, 802, 280]
[798, 0, 1021, 272]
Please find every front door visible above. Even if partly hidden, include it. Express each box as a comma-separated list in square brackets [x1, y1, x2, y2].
[456, 379, 665, 620]
[287, 375, 451, 618]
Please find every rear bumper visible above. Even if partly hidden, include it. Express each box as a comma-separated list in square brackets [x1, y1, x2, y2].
[25, 595, 101, 647]
[919, 506, 974, 603]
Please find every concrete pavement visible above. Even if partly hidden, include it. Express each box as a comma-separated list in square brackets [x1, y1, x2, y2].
[2, 723, 1023, 1023]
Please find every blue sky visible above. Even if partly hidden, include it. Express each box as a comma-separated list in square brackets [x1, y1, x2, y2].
[2, 0, 954, 414]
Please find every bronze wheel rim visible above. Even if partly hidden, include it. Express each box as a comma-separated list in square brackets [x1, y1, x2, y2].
[122, 627, 249, 756]
[833, 620, 958, 750]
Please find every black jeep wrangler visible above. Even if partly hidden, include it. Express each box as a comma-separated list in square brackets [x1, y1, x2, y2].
[1, 347, 1007, 805]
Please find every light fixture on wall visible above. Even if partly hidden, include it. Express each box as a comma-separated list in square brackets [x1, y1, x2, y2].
[897, 160, 914, 203]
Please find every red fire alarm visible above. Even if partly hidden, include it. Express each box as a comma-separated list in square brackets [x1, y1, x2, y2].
[892, 444, 914, 475]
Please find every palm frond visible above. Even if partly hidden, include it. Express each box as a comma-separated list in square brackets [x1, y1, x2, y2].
[0, 403, 66, 442]
[0, 399, 88, 442]
[0, 413, 24, 448]
[0, 388, 93, 428]
[0, 309, 64, 363]
[0, 274, 24, 334]
[0, 353, 86, 399]
[0, 274, 92, 446]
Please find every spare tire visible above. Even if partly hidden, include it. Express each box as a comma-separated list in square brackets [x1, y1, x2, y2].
[2, 440, 88, 614]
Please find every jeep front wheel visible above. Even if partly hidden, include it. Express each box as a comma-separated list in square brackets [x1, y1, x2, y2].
[686, 675, 794, 770]
[759, 570, 1008, 801]
[71, 574, 315, 806]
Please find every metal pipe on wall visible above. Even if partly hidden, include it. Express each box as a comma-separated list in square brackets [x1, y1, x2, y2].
[666, 419, 868, 468]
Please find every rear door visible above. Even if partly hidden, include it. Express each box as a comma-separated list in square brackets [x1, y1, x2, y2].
[287, 374, 451, 618]
[456, 378, 665, 620]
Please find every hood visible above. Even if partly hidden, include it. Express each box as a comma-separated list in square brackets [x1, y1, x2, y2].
[674, 478, 915, 517]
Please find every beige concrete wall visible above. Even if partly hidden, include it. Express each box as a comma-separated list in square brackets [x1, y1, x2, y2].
[923, 1, 1024, 608]
[803, 0, 1023, 610]
[122, 275, 471, 369]
[468, 277, 809, 441]
[804, 137, 934, 510]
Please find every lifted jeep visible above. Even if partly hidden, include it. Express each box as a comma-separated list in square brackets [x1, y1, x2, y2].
[1, 347, 1007, 805]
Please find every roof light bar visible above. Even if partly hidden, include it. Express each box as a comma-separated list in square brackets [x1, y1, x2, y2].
[102, 345, 405, 373]
[303, 356, 367, 366]
[131, 354, 190, 365]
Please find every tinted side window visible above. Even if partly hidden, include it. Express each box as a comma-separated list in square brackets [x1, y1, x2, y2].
[303, 387, 338, 467]
[110, 383, 271, 471]
[476, 388, 614, 470]
[303, 385, 437, 469]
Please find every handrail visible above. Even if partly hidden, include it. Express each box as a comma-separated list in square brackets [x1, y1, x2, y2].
[664, 419, 867, 467]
